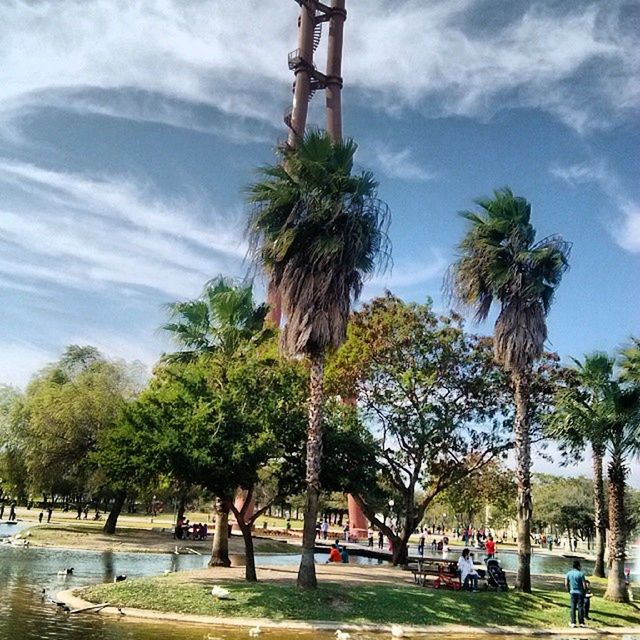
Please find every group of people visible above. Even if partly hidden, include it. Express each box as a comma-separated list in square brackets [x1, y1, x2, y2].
[325, 539, 350, 564]
[0, 501, 18, 521]
[174, 518, 208, 540]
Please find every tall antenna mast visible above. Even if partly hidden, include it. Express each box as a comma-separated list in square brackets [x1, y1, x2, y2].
[284, 1, 346, 147]
[267, 1, 347, 325]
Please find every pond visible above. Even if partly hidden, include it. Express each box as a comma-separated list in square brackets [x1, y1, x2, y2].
[0, 544, 637, 640]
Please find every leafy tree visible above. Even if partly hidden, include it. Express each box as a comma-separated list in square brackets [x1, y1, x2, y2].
[447, 188, 570, 591]
[328, 294, 513, 565]
[15, 348, 139, 504]
[0, 385, 26, 501]
[162, 277, 269, 567]
[532, 475, 595, 542]
[546, 353, 613, 576]
[439, 460, 516, 530]
[621, 337, 640, 383]
[247, 129, 390, 588]
[549, 353, 640, 602]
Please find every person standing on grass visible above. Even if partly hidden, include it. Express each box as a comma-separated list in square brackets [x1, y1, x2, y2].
[485, 535, 496, 558]
[565, 559, 587, 628]
[378, 529, 384, 550]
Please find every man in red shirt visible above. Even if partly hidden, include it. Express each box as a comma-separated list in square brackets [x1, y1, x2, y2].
[485, 535, 496, 558]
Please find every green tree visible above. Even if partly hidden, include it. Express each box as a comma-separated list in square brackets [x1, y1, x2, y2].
[328, 294, 514, 565]
[0, 385, 26, 501]
[440, 460, 516, 530]
[15, 348, 139, 507]
[621, 337, 640, 383]
[532, 475, 595, 543]
[447, 188, 570, 592]
[162, 277, 269, 567]
[547, 353, 613, 577]
[549, 354, 640, 602]
[247, 129, 390, 588]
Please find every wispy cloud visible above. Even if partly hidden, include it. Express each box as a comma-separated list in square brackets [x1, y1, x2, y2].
[550, 159, 640, 253]
[365, 249, 447, 296]
[0, 1, 637, 136]
[0, 342, 56, 388]
[370, 143, 438, 183]
[0, 160, 247, 297]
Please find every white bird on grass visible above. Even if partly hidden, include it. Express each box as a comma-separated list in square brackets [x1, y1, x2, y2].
[335, 630, 351, 640]
[390, 624, 405, 638]
[248, 626, 262, 636]
[210, 585, 231, 600]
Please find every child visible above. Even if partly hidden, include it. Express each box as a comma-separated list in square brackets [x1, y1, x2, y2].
[584, 579, 592, 620]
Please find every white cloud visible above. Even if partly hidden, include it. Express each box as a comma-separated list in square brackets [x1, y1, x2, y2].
[0, 159, 247, 297]
[550, 159, 640, 253]
[0, 1, 637, 136]
[370, 143, 438, 183]
[0, 342, 56, 389]
[365, 249, 447, 296]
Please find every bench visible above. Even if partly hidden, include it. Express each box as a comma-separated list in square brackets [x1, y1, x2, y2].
[409, 557, 486, 590]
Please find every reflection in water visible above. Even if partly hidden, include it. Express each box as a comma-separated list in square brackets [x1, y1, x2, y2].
[0, 546, 637, 640]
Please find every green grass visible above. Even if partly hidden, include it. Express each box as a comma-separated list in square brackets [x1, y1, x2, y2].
[80, 577, 640, 629]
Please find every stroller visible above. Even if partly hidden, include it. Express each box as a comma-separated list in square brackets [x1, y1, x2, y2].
[485, 557, 508, 591]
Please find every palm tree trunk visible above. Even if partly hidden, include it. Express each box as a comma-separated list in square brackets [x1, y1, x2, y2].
[297, 351, 325, 589]
[592, 443, 606, 578]
[209, 496, 231, 568]
[604, 453, 628, 602]
[102, 490, 126, 535]
[513, 373, 532, 593]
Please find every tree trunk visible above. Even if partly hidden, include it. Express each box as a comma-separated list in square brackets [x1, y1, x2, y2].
[102, 490, 126, 535]
[604, 454, 628, 602]
[297, 352, 325, 589]
[513, 373, 532, 593]
[239, 519, 257, 582]
[209, 496, 231, 568]
[592, 443, 606, 578]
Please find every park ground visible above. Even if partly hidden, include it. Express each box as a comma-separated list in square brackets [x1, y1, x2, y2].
[78, 563, 640, 631]
[7, 508, 639, 631]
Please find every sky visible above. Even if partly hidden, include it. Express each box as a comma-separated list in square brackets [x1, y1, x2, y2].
[0, 1, 638, 482]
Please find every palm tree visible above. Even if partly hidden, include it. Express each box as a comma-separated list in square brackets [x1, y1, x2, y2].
[602, 383, 640, 602]
[247, 129, 390, 588]
[621, 337, 640, 383]
[447, 188, 570, 592]
[163, 276, 268, 567]
[547, 353, 614, 577]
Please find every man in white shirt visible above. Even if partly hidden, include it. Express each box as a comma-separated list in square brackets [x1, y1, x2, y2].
[458, 548, 480, 592]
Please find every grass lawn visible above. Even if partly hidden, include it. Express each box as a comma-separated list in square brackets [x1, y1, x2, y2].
[80, 576, 640, 629]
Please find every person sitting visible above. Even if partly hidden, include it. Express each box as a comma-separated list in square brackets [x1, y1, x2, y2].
[340, 546, 350, 563]
[458, 548, 479, 592]
[326, 543, 342, 563]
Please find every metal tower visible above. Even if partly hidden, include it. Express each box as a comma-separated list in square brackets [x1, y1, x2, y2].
[284, 0, 346, 146]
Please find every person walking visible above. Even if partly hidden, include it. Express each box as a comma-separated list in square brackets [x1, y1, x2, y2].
[38, 511, 44, 523]
[377, 530, 384, 550]
[9, 502, 16, 521]
[565, 559, 587, 628]
[417, 530, 425, 557]
[47, 507, 53, 523]
[321, 519, 329, 540]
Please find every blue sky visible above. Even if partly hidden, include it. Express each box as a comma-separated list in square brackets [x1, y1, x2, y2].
[0, 1, 638, 479]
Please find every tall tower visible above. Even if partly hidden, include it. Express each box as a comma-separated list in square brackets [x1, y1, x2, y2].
[267, 0, 347, 326]
[284, 0, 346, 147]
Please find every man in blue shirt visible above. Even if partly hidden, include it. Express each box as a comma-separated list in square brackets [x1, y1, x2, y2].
[565, 559, 587, 627]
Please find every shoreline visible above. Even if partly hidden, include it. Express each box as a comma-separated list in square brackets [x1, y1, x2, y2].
[57, 587, 640, 637]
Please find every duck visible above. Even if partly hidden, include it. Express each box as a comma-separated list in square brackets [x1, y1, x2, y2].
[335, 631, 351, 640]
[210, 585, 231, 600]
[114, 575, 127, 583]
[57, 568, 74, 576]
[248, 626, 262, 637]
[390, 624, 404, 638]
